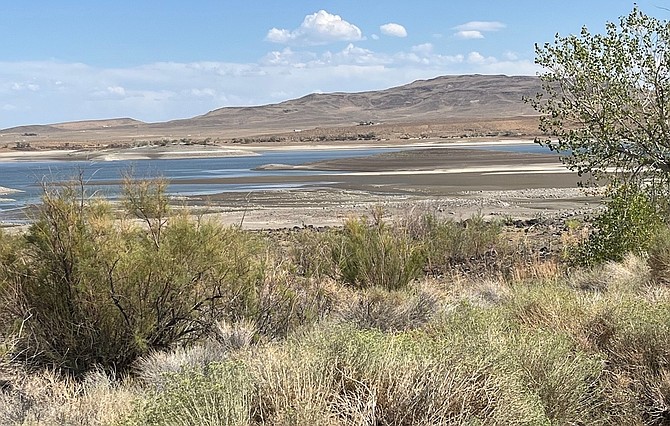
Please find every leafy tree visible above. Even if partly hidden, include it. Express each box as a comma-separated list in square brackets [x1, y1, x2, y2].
[529, 6, 670, 195]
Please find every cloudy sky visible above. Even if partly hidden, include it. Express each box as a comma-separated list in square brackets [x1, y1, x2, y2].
[0, 0, 662, 129]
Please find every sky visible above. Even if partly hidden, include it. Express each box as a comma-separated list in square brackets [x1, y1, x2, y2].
[0, 0, 666, 129]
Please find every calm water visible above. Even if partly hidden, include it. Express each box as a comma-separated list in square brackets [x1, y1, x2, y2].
[0, 143, 550, 223]
[0, 147, 402, 221]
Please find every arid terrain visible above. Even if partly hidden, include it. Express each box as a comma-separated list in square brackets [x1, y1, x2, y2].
[0, 75, 542, 148]
[0, 74, 597, 228]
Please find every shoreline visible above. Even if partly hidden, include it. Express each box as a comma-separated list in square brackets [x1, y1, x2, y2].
[0, 139, 598, 230]
[0, 138, 537, 163]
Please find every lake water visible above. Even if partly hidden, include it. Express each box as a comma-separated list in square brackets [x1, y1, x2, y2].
[0, 143, 553, 223]
[0, 147, 403, 221]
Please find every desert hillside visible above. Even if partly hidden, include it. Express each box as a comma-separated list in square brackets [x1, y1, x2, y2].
[0, 74, 542, 148]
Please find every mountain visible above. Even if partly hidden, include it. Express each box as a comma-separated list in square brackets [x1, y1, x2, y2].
[173, 74, 540, 130]
[0, 75, 543, 145]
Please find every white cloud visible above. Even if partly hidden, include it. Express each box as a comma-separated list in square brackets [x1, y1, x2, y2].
[266, 10, 362, 45]
[453, 21, 505, 39]
[380, 23, 407, 38]
[330, 44, 382, 65]
[371, 34, 379, 40]
[107, 86, 126, 96]
[11, 82, 40, 91]
[503, 51, 519, 61]
[455, 30, 484, 40]
[261, 47, 318, 67]
[411, 43, 434, 55]
[454, 21, 506, 32]
[188, 88, 216, 97]
[467, 51, 487, 64]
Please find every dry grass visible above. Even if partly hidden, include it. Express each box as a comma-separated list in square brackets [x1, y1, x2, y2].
[0, 367, 137, 425]
[4, 210, 670, 424]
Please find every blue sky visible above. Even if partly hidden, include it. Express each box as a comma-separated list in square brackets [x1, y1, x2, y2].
[0, 0, 664, 129]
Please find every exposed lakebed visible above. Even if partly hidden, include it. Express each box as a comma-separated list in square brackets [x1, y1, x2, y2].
[0, 142, 558, 223]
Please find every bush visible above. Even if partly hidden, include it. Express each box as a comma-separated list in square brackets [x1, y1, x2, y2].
[337, 285, 438, 332]
[504, 277, 670, 422]
[0, 367, 136, 425]
[252, 267, 336, 339]
[648, 227, 670, 286]
[250, 324, 544, 425]
[407, 213, 505, 277]
[128, 361, 253, 426]
[332, 209, 424, 290]
[573, 185, 663, 266]
[287, 227, 339, 279]
[2, 180, 263, 376]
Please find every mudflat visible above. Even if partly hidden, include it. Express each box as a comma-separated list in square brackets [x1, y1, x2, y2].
[0, 139, 598, 229]
[175, 143, 598, 229]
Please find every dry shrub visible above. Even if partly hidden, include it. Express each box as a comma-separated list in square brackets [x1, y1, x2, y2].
[458, 278, 511, 307]
[569, 252, 651, 293]
[0, 367, 136, 425]
[252, 262, 338, 339]
[252, 341, 337, 425]
[128, 360, 254, 426]
[504, 276, 670, 423]
[134, 320, 255, 390]
[251, 324, 546, 425]
[337, 284, 439, 332]
[648, 227, 670, 287]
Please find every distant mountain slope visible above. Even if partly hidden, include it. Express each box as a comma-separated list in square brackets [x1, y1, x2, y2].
[51, 118, 144, 130]
[0, 75, 543, 143]
[178, 74, 540, 130]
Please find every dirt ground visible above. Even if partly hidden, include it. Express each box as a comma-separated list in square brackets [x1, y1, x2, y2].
[176, 143, 599, 229]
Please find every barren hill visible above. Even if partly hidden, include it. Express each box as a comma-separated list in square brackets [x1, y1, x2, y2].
[0, 74, 543, 147]
[180, 74, 540, 130]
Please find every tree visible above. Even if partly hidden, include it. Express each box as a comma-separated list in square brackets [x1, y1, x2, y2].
[529, 6, 670, 195]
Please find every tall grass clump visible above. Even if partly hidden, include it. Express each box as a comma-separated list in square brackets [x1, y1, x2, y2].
[504, 275, 670, 423]
[332, 209, 424, 290]
[0, 367, 137, 425]
[1, 179, 263, 376]
[412, 213, 506, 276]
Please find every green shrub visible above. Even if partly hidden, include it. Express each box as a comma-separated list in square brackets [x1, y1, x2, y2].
[332, 210, 424, 290]
[128, 361, 253, 426]
[287, 228, 338, 279]
[573, 185, 663, 266]
[3, 180, 263, 376]
[416, 213, 505, 276]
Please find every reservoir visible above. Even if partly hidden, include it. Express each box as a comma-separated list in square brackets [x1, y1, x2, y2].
[0, 142, 553, 223]
[0, 147, 403, 220]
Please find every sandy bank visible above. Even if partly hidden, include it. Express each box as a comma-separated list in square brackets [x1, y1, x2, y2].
[0, 186, 21, 196]
[0, 145, 260, 162]
[0, 138, 542, 163]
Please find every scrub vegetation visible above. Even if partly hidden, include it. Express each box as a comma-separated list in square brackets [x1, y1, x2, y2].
[0, 178, 669, 425]
[4, 6, 670, 424]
